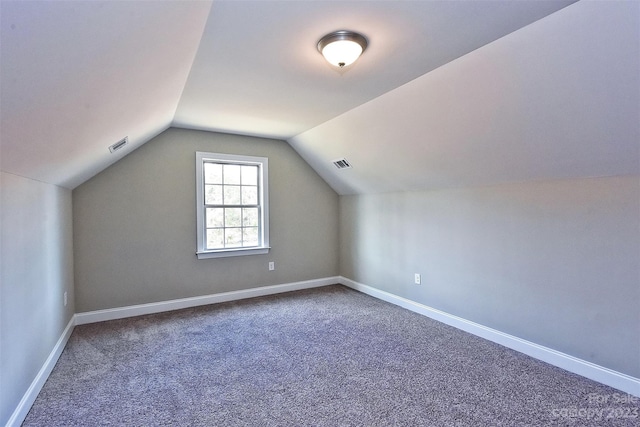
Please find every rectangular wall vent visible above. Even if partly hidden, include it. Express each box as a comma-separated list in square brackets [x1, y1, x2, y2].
[332, 158, 352, 169]
[109, 136, 128, 153]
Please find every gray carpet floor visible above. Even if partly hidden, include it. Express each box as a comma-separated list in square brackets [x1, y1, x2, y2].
[24, 285, 639, 426]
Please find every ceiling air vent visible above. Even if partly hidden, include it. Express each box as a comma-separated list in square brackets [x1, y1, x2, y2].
[332, 158, 352, 170]
[108, 136, 128, 153]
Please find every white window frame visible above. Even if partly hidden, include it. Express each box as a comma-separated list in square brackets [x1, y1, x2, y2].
[195, 151, 270, 259]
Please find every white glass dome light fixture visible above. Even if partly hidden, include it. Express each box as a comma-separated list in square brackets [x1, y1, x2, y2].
[317, 30, 368, 68]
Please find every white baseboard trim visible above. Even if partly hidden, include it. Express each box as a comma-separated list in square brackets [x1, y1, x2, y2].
[10, 276, 637, 427]
[75, 276, 340, 325]
[6, 316, 75, 427]
[339, 276, 640, 397]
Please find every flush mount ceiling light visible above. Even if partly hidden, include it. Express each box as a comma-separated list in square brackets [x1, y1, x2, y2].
[317, 30, 368, 68]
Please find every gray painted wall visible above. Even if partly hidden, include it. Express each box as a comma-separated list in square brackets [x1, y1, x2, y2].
[73, 128, 339, 312]
[0, 172, 74, 426]
[339, 175, 640, 378]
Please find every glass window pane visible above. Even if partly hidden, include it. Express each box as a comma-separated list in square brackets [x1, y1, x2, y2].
[197, 153, 269, 257]
[223, 164, 241, 185]
[241, 165, 258, 186]
[204, 163, 223, 184]
[225, 208, 242, 227]
[206, 208, 224, 228]
[243, 208, 258, 227]
[243, 227, 259, 247]
[224, 185, 241, 205]
[225, 228, 242, 247]
[205, 185, 223, 205]
[206, 228, 224, 249]
[241, 186, 258, 205]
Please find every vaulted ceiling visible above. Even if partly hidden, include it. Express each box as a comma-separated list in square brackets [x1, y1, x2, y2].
[1, 1, 638, 193]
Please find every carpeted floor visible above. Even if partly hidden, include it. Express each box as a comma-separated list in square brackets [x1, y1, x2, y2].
[24, 285, 639, 426]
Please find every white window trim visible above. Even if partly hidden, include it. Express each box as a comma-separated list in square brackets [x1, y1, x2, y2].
[195, 151, 270, 259]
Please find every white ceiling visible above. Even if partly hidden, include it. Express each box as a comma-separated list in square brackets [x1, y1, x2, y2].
[291, 0, 640, 194]
[1, 0, 637, 194]
[1, 0, 211, 188]
[173, 0, 576, 139]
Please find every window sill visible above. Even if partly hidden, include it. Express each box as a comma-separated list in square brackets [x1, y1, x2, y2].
[196, 247, 270, 259]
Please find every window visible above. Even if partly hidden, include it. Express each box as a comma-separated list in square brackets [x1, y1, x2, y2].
[196, 152, 269, 259]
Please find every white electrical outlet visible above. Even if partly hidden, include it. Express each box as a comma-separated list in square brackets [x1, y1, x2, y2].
[64, 291, 68, 307]
[269, 262, 275, 271]
[414, 273, 421, 285]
